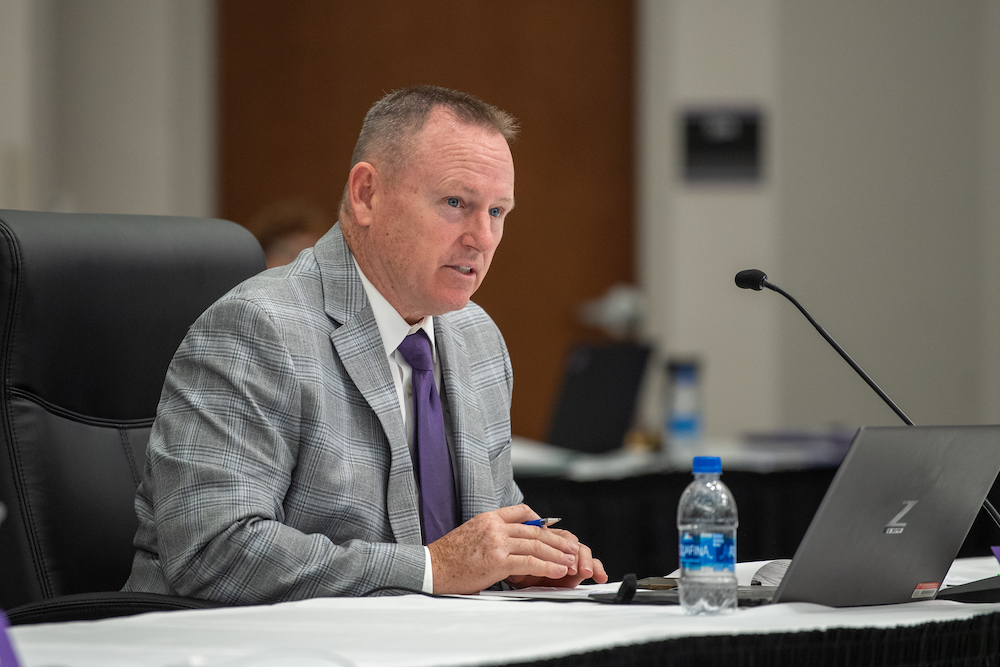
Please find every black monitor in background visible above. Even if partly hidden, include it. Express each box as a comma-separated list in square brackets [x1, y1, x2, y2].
[546, 342, 652, 454]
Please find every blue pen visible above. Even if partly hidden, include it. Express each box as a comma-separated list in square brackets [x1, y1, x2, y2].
[523, 517, 561, 527]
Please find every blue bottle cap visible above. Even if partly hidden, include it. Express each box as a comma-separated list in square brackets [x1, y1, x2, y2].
[692, 456, 722, 474]
[670, 363, 698, 383]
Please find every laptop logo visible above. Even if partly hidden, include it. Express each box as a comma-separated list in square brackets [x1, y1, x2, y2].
[884, 500, 918, 534]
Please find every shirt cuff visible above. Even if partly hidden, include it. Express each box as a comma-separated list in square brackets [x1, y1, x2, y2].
[422, 546, 434, 594]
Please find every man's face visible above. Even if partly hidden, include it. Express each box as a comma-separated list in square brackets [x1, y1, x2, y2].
[364, 108, 515, 324]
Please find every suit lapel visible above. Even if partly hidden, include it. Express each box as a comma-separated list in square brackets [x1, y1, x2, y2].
[435, 317, 497, 522]
[317, 225, 422, 545]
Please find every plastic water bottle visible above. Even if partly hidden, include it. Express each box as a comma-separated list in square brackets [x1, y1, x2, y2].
[677, 456, 738, 614]
[665, 360, 702, 456]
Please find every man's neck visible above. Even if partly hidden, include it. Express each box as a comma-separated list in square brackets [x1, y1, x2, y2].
[352, 254, 434, 357]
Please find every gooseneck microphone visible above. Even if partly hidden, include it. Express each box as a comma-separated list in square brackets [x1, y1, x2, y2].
[734, 268, 769, 292]
[735, 268, 1000, 529]
[735, 269, 912, 425]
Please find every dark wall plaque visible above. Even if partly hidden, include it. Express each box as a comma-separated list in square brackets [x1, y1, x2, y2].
[683, 108, 763, 182]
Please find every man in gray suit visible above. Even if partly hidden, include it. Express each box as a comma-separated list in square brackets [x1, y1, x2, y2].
[125, 86, 606, 604]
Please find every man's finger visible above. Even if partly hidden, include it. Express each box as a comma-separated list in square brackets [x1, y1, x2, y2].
[506, 524, 580, 554]
[494, 504, 539, 523]
[543, 528, 580, 549]
[505, 536, 577, 567]
[504, 554, 571, 580]
[590, 557, 609, 583]
[571, 544, 608, 584]
[573, 544, 596, 579]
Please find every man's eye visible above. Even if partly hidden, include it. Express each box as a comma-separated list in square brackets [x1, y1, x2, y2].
[446, 197, 460, 207]
[489, 207, 502, 218]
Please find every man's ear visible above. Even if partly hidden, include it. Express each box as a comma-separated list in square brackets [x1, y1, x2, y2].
[347, 162, 378, 227]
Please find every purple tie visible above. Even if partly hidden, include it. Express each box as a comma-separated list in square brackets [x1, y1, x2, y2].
[397, 330, 457, 544]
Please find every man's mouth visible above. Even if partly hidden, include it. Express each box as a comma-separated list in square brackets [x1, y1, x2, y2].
[452, 265, 474, 275]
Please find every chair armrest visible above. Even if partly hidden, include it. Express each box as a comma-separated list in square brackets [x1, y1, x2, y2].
[5, 591, 229, 625]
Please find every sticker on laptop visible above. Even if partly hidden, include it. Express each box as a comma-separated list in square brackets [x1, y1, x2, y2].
[911, 582, 939, 599]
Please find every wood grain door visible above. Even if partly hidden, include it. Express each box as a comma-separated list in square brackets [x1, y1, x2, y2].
[218, 0, 635, 440]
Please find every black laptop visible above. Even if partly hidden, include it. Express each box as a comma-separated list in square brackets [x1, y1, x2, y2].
[596, 425, 1000, 607]
[546, 343, 651, 454]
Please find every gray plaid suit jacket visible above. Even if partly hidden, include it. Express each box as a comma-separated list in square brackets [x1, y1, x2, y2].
[124, 223, 522, 604]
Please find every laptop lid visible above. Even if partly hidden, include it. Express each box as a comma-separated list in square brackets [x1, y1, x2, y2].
[772, 425, 1000, 606]
[546, 343, 652, 454]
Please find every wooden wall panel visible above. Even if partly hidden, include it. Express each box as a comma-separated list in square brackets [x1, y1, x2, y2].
[218, 0, 634, 440]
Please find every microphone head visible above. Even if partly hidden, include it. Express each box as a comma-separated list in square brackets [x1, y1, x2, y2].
[735, 269, 768, 291]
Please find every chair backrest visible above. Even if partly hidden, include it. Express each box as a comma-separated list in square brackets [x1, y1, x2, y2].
[0, 209, 265, 610]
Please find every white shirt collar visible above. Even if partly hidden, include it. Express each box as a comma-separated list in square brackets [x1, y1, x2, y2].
[352, 256, 436, 358]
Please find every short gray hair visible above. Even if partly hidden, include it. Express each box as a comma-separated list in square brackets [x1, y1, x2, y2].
[350, 85, 518, 179]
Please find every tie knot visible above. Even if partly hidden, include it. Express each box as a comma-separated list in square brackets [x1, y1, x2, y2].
[397, 330, 434, 371]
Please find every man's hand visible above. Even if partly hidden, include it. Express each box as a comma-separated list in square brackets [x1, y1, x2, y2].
[428, 504, 603, 594]
[505, 538, 608, 590]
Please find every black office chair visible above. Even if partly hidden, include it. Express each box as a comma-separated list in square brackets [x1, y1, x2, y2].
[0, 209, 266, 624]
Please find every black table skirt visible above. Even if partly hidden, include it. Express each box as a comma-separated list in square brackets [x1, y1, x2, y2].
[510, 611, 1000, 667]
[517, 468, 1000, 581]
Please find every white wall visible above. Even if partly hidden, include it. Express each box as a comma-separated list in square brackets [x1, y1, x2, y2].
[0, 0, 39, 210]
[638, 0, 1000, 437]
[637, 0, 782, 438]
[0, 0, 215, 217]
[777, 1, 983, 428]
[981, 0, 1000, 423]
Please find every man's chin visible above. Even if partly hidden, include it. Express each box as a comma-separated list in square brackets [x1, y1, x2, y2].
[429, 293, 474, 316]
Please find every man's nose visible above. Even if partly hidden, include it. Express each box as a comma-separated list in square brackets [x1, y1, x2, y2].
[464, 210, 499, 251]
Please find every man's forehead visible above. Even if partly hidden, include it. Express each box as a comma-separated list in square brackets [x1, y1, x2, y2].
[417, 108, 509, 150]
[410, 115, 514, 181]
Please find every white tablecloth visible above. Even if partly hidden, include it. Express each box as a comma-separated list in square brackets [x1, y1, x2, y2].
[10, 557, 1000, 667]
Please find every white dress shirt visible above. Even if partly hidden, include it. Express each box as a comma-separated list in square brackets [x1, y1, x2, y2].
[352, 257, 442, 594]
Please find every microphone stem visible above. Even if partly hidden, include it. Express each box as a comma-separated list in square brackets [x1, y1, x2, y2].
[985, 499, 1000, 528]
[764, 281, 915, 426]
[759, 276, 1000, 530]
